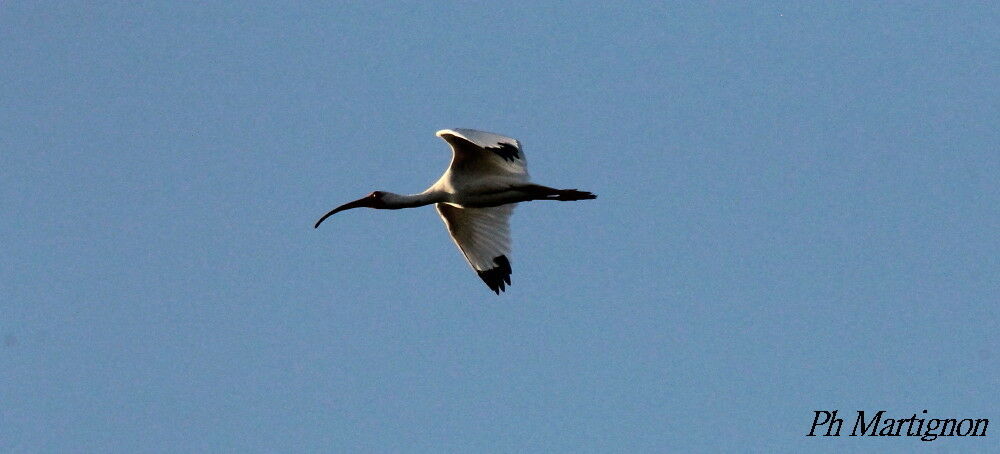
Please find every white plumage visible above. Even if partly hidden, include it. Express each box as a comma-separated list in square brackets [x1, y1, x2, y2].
[315, 128, 596, 294]
[436, 203, 515, 292]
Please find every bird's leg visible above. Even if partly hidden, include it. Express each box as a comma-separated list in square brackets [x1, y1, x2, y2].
[519, 184, 597, 201]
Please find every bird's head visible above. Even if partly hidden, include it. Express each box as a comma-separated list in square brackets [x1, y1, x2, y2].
[314, 191, 388, 228]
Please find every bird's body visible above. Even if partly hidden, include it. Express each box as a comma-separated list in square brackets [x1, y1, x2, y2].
[315, 128, 596, 294]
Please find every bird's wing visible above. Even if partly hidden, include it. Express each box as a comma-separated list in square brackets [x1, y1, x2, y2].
[436, 202, 515, 294]
[436, 129, 530, 191]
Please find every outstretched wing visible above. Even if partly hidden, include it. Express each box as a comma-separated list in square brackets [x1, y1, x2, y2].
[435, 129, 530, 192]
[436, 203, 515, 294]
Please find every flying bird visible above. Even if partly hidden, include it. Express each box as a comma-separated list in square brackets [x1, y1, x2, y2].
[314, 129, 596, 294]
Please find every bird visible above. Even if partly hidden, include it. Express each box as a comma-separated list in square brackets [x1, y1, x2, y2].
[314, 128, 596, 294]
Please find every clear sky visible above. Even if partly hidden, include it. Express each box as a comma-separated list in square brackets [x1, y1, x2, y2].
[2, 2, 997, 452]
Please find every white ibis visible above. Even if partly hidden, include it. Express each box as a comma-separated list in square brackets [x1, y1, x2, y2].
[315, 128, 596, 294]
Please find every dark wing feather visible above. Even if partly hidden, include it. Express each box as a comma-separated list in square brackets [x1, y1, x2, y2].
[436, 203, 515, 294]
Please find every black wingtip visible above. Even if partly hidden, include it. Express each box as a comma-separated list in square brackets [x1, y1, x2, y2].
[484, 143, 521, 162]
[476, 255, 513, 295]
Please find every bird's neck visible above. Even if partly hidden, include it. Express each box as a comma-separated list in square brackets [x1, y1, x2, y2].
[382, 191, 445, 209]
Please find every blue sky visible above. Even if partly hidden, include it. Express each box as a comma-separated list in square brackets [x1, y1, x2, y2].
[2, 2, 997, 452]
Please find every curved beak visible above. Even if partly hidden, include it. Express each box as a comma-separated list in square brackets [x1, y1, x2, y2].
[314, 196, 374, 228]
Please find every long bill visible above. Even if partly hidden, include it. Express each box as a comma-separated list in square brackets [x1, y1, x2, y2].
[314, 196, 373, 228]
